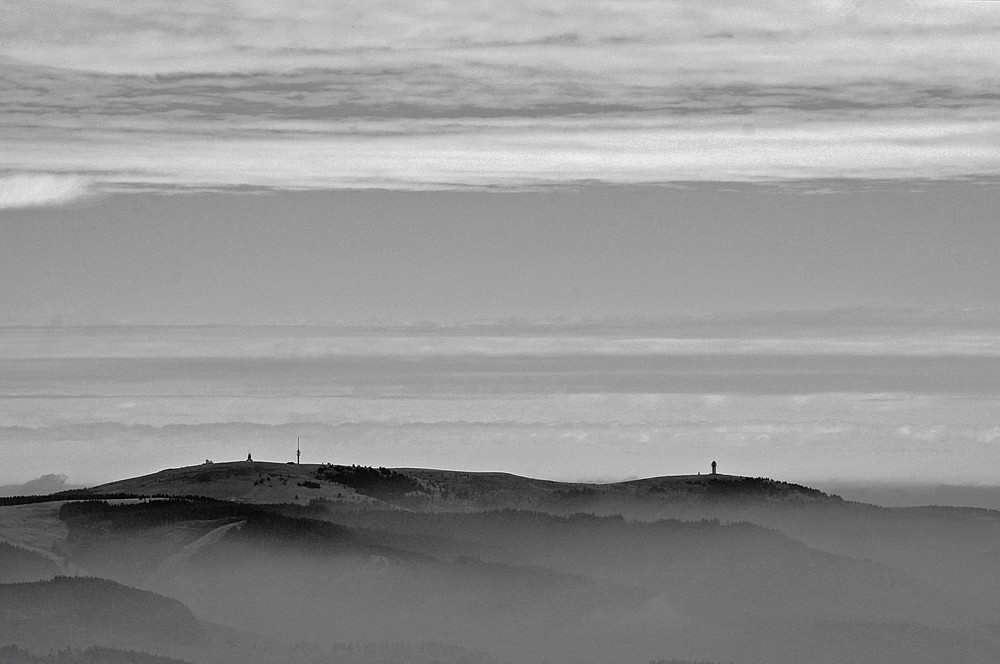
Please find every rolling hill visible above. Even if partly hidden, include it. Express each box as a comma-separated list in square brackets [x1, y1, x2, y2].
[88, 460, 837, 512]
[0, 576, 204, 652]
[2, 462, 999, 663]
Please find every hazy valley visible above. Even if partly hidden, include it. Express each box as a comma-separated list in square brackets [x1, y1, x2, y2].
[2, 462, 999, 664]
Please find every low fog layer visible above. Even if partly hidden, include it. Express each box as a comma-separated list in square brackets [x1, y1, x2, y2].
[816, 481, 1000, 510]
[3, 464, 1000, 664]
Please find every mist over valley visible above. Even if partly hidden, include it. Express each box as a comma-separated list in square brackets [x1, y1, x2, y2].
[2, 461, 1000, 664]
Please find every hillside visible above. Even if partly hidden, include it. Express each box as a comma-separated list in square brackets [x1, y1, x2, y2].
[0, 576, 205, 651]
[89, 460, 837, 511]
[0, 543, 60, 583]
[3, 463, 1000, 663]
[91, 461, 373, 505]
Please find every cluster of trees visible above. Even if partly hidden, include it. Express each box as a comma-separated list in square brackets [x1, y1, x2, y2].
[57, 499, 360, 557]
[0, 642, 500, 664]
[0, 577, 205, 646]
[325, 641, 499, 664]
[252, 473, 288, 487]
[551, 487, 600, 501]
[58, 499, 258, 532]
[0, 645, 191, 664]
[0, 645, 725, 664]
[0, 543, 58, 583]
[647, 476, 831, 500]
[0, 493, 139, 507]
[315, 465, 430, 501]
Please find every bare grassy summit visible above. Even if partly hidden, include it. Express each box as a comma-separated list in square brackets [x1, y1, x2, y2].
[89, 461, 837, 512]
[93, 461, 373, 505]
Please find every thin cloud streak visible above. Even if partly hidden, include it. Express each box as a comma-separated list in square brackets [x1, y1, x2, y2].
[4, 112, 1000, 192]
[0, 174, 94, 209]
[2, 1, 1000, 193]
[7, 352, 1000, 397]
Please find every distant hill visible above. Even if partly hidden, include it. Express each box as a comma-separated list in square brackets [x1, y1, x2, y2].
[89, 461, 838, 511]
[0, 577, 205, 651]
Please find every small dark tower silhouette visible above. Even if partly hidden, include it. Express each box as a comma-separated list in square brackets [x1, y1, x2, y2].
[296, 437, 301, 465]
[247, 451, 253, 462]
[711, 460, 717, 475]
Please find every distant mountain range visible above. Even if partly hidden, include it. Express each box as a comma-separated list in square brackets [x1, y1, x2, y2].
[90, 460, 836, 512]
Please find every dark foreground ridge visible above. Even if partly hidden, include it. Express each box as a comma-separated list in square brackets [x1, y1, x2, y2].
[0, 577, 205, 651]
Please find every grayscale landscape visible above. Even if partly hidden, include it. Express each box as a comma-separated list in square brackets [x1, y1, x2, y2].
[3, 459, 1000, 664]
[3, 1, 1000, 663]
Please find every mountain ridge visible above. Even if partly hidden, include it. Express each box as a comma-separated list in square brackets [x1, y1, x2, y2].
[3, 462, 1000, 663]
[87, 460, 838, 510]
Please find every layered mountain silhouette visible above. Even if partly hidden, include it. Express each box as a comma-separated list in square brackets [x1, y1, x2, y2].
[0, 577, 204, 652]
[91, 460, 834, 510]
[1, 462, 998, 664]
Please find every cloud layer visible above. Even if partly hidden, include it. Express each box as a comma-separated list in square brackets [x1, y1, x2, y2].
[4, 323, 1000, 484]
[4, 395, 999, 486]
[2, 1, 1000, 198]
[0, 174, 94, 208]
[6, 1, 1000, 80]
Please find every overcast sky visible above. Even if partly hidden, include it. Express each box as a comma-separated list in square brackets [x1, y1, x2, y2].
[3, 0, 1000, 202]
[2, 1, 1000, 488]
[3, 184, 1000, 325]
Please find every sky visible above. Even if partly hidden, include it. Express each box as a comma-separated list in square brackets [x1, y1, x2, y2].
[2, 1, 1000, 490]
[3, 0, 1000, 199]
